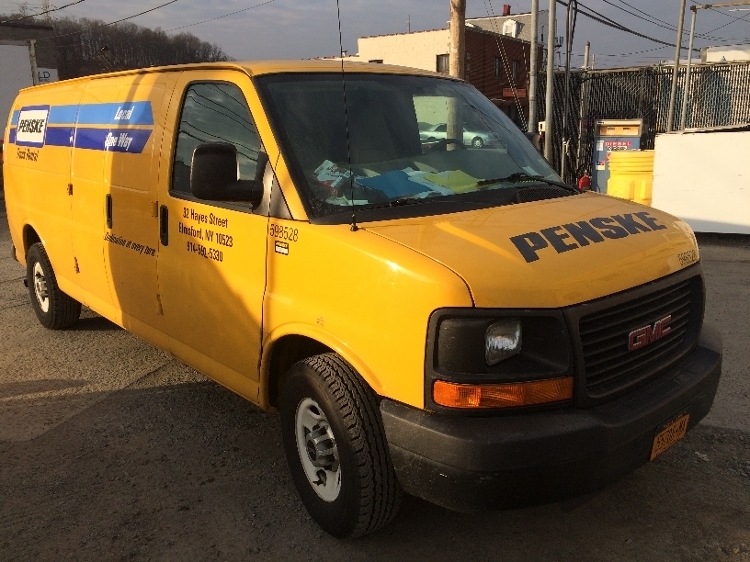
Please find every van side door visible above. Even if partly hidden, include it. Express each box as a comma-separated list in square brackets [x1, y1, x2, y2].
[156, 72, 269, 399]
[69, 81, 120, 312]
[102, 73, 178, 345]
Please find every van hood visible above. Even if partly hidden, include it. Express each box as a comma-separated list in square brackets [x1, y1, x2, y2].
[364, 193, 699, 308]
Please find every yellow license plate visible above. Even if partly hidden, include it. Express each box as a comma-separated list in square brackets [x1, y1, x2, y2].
[650, 414, 690, 460]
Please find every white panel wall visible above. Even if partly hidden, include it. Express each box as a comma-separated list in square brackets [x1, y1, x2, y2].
[0, 44, 33, 128]
[652, 130, 750, 234]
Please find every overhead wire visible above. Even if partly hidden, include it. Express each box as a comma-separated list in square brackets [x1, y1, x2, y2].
[482, 0, 528, 130]
[558, 0, 700, 53]
[603, 0, 746, 42]
[165, 0, 275, 33]
[53, 0, 183, 48]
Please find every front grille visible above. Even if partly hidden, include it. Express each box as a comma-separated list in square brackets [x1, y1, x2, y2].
[578, 275, 703, 399]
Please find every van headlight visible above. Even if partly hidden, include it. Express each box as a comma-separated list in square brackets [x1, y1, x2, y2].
[427, 310, 573, 410]
[485, 318, 522, 365]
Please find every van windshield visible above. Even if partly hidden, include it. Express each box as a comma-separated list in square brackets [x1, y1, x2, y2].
[256, 72, 562, 223]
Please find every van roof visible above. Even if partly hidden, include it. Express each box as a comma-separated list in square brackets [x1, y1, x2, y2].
[21, 60, 451, 92]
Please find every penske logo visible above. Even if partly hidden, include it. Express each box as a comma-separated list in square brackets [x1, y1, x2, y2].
[15, 106, 50, 148]
[628, 315, 672, 351]
[510, 212, 667, 263]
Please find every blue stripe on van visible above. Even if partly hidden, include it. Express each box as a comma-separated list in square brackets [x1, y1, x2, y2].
[46, 127, 75, 147]
[75, 102, 154, 126]
[11, 102, 153, 128]
[8, 128, 16, 143]
[74, 128, 152, 153]
[48, 105, 79, 124]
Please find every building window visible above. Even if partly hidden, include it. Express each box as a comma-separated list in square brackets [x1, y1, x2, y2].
[494, 57, 503, 79]
[512, 60, 520, 83]
[436, 54, 449, 73]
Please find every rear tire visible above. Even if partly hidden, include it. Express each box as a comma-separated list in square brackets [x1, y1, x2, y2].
[280, 353, 402, 538]
[472, 136, 484, 149]
[26, 243, 81, 329]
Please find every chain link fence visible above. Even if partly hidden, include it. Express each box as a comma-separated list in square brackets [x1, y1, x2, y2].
[535, 61, 750, 183]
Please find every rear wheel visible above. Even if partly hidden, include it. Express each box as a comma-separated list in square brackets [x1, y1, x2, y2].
[280, 353, 402, 538]
[26, 243, 81, 329]
[472, 136, 484, 149]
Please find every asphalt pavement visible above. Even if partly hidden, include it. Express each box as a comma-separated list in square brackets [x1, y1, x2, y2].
[1, 197, 748, 562]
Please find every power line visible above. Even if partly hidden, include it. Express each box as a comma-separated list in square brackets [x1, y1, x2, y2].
[165, 0, 275, 33]
[0, 0, 86, 24]
[558, 0, 700, 53]
[53, 0, 182, 45]
[602, 0, 741, 43]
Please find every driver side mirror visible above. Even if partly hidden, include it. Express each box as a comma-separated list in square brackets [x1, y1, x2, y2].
[190, 142, 267, 208]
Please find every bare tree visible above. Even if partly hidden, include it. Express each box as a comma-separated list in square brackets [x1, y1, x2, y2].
[50, 16, 231, 79]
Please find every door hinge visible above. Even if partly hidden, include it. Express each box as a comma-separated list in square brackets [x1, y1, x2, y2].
[156, 293, 164, 316]
[151, 201, 158, 218]
[67, 183, 73, 196]
[74, 257, 80, 273]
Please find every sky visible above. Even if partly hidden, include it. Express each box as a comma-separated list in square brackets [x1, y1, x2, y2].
[2, 0, 750, 68]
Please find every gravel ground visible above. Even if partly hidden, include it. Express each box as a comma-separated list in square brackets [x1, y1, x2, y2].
[1, 199, 748, 561]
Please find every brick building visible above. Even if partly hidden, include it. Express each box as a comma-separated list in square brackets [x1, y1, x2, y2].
[348, 19, 543, 127]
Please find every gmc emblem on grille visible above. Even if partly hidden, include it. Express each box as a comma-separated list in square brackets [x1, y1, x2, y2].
[628, 315, 672, 351]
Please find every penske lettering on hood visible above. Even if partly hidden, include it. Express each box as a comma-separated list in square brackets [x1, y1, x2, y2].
[510, 211, 666, 263]
[365, 194, 699, 309]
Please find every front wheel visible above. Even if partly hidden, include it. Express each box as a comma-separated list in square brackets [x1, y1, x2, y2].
[471, 136, 484, 149]
[26, 242, 81, 329]
[280, 353, 402, 538]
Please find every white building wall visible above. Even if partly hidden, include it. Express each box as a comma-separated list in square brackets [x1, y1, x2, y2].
[353, 29, 450, 72]
[701, 44, 750, 63]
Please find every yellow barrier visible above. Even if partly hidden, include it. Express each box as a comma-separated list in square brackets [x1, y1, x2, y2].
[607, 150, 655, 206]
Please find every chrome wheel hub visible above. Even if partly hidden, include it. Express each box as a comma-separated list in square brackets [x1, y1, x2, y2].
[295, 397, 341, 502]
[32, 262, 50, 313]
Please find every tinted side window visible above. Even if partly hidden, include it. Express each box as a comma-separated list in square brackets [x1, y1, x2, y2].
[172, 82, 261, 194]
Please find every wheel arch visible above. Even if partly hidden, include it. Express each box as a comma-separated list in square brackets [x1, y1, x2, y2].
[22, 223, 42, 262]
[260, 326, 382, 411]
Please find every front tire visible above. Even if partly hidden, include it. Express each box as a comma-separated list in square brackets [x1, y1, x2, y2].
[26, 242, 81, 329]
[472, 136, 484, 149]
[280, 353, 402, 538]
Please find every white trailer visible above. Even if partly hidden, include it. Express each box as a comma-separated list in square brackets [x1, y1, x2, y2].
[1, 41, 37, 127]
[652, 126, 750, 235]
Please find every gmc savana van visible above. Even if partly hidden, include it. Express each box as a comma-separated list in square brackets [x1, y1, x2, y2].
[3, 61, 721, 538]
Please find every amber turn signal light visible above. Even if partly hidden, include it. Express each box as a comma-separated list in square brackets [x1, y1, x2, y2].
[433, 377, 574, 409]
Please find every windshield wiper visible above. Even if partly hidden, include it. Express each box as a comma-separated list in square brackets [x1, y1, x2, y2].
[388, 196, 429, 207]
[477, 172, 580, 194]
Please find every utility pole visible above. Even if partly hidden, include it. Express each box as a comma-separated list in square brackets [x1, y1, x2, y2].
[666, 0, 687, 132]
[583, 42, 590, 69]
[680, 6, 697, 130]
[28, 39, 39, 86]
[449, 0, 465, 79]
[560, 0, 575, 179]
[575, 42, 591, 178]
[528, 0, 539, 133]
[544, 0, 556, 162]
[448, 0, 466, 148]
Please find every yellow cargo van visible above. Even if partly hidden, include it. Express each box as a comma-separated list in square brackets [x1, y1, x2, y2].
[3, 61, 721, 538]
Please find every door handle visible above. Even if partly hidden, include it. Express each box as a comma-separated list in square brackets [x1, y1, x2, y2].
[105, 194, 112, 229]
[159, 205, 168, 246]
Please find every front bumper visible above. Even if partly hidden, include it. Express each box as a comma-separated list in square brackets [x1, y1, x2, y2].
[380, 324, 722, 512]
